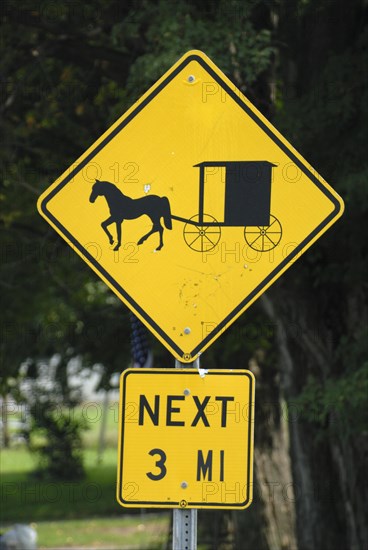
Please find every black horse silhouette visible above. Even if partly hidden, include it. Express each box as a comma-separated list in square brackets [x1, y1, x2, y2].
[89, 180, 172, 251]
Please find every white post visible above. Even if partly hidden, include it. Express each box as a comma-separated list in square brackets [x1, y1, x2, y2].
[96, 388, 109, 464]
[172, 358, 198, 550]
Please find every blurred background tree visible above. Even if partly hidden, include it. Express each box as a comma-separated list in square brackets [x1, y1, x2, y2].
[1, 0, 367, 548]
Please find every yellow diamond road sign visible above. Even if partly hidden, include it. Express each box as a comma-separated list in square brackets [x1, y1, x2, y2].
[117, 368, 254, 509]
[37, 50, 344, 362]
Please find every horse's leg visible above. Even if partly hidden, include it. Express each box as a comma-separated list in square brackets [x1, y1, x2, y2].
[152, 213, 164, 250]
[113, 221, 122, 251]
[101, 216, 114, 245]
[137, 227, 155, 246]
[138, 220, 164, 251]
[156, 223, 164, 251]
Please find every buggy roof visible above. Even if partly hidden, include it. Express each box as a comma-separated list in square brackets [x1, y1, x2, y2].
[193, 161, 277, 167]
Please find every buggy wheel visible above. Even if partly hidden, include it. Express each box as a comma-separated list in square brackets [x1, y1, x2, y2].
[183, 214, 221, 252]
[244, 215, 282, 252]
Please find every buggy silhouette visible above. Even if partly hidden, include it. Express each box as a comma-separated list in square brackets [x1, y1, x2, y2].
[172, 161, 282, 252]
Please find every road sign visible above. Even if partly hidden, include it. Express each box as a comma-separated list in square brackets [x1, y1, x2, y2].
[37, 50, 344, 363]
[117, 368, 255, 509]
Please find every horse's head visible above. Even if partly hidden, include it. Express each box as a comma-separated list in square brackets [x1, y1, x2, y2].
[89, 179, 103, 203]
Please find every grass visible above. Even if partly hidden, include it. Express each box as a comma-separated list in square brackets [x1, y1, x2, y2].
[0, 402, 171, 549]
[0, 449, 121, 522]
[0, 444, 36, 475]
[36, 514, 170, 549]
[0, 447, 121, 521]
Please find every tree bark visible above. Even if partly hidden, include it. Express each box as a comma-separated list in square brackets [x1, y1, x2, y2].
[1, 395, 10, 448]
[261, 295, 318, 550]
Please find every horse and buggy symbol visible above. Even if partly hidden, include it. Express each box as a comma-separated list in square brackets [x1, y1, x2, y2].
[90, 160, 282, 253]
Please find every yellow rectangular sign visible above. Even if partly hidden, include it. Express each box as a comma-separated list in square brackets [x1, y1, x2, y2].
[117, 368, 255, 509]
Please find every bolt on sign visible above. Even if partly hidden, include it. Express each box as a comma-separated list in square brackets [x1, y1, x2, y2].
[37, 50, 344, 363]
[117, 369, 255, 509]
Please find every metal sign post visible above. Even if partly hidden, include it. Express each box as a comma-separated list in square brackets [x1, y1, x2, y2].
[173, 507, 197, 550]
[173, 358, 198, 550]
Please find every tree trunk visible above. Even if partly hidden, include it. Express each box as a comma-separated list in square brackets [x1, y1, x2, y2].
[261, 295, 319, 550]
[261, 290, 367, 550]
[1, 395, 10, 448]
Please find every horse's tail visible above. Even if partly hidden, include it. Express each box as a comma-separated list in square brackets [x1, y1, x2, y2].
[161, 196, 172, 230]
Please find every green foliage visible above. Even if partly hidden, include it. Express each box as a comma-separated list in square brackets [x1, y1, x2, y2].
[293, 360, 368, 438]
[20, 354, 89, 480]
[123, 0, 275, 102]
[275, 0, 368, 427]
[29, 403, 86, 481]
[1, 0, 276, 386]
[275, 27, 368, 179]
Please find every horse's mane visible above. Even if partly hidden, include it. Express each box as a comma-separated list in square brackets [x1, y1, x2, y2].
[96, 179, 114, 187]
[96, 179, 122, 193]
